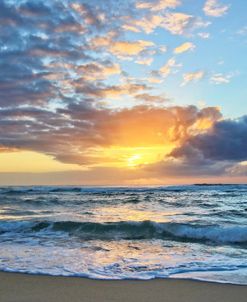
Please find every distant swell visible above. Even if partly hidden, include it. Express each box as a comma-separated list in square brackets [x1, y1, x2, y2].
[1, 220, 247, 244]
[1, 184, 246, 195]
[0, 187, 83, 194]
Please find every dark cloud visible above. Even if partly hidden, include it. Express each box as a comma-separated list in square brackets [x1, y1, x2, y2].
[171, 115, 247, 162]
[144, 158, 232, 178]
[0, 0, 119, 108]
[0, 101, 222, 166]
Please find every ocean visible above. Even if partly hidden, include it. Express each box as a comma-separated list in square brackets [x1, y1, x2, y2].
[0, 185, 247, 284]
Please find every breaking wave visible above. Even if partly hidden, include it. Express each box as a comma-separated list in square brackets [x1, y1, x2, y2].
[1, 220, 247, 244]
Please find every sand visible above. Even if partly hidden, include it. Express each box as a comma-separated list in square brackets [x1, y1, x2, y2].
[0, 271, 247, 302]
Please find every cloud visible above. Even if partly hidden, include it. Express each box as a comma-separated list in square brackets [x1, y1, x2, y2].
[162, 13, 193, 35]
[174, 42, 196, 54]
[181, 70, 205, 86]
[203, 0, 229, 17]
[226, 162, 247, 177]
[0, 146, 19, 153]
[134, 93, 170, 104]
[198, 32, 210, 39]
[210, 73, 233, 84]
[76, 62, 121, 81]
[96, 83, 147, 98]
[135, 57, 154, 65]
[144, 156, 231, 178]
[158, 58, 181, 78]
[0, 1, 90, 107]
[0, 101, 222, 167]
[146, 76, 163, 84]
[141, 112, 247, 179]
[122, 9, 209, 36]
[170, 116, 247, 162]
[136, 0, 181, 11]
[122, 15, 163, 34]
[109, 40, 154, 58]
[161, 12, 210, 35]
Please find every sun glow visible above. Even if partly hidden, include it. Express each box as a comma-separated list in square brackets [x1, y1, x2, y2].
[125, 148, 163, 168]
[0, 145, 173, 173]
[97, 145, 173, 169]
[127, 154, 142, 167]
[0, 151, 82, 173]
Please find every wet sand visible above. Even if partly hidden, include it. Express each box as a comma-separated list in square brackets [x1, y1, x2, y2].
[0, 271, 246, 302]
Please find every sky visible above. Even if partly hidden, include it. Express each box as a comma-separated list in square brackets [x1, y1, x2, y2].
[0, 0, 247, 185]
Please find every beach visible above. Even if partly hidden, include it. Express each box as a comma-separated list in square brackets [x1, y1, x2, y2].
[1, 271, 247, 302]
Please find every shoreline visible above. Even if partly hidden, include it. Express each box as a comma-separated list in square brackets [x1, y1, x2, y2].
[1, 271, 247, 302]
[1, 269, 247, 286]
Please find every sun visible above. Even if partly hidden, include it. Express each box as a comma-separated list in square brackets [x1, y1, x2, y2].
[124, 146, 170, 168]
[93, 145, 175, 169]
[127, 154, 143, 167]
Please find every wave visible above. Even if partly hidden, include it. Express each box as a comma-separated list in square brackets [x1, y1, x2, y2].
[1, 220, 247, 244]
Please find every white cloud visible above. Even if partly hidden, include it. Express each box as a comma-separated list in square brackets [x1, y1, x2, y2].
[136, 0, 180, 11]
[146, 76, 163, 84]
[203, 0, 229, 17]
[181, 70, 205, 86]
[110, 40, 154, 58]
[159, 58, 181, 78]
[123, 9, 209, 36]
[124, 15, 164, 34]
[210, 73, 232, 84]
[161, 12, 210, 35]
[174, 42, 196, 54]
[135, 57, 154, 65]
[162, 13, 193, 35]
[198, 32, 210, 39]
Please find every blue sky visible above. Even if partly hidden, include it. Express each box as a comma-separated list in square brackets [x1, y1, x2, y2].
[111, 0, 247, 117]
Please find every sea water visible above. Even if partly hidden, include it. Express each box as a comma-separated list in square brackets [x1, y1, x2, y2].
[0, 184, 247, 284]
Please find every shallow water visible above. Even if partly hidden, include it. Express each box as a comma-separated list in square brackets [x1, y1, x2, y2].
[0, 184, 247, 284]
